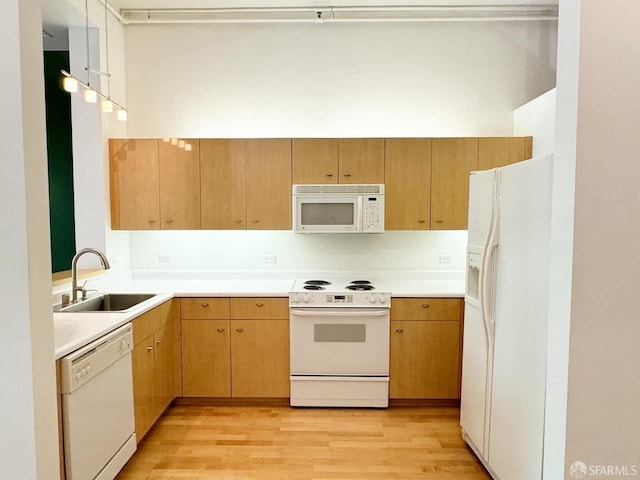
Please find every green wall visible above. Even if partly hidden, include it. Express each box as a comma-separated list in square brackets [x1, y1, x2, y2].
[44, 51, 76, 273]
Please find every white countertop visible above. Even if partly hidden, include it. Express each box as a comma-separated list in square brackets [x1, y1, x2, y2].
[53, 270, 464, 359]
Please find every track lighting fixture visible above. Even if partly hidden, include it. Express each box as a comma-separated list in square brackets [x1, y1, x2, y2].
[61, 0, 127, 121]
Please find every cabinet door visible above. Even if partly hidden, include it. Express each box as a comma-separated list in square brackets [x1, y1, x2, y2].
[132, 334, 156, 440]
[245, 139, 292, 230]
[478, 137, 532, 170]
[231, 319, 290, 397]
[431, 138, 478, 230]
[200, 139, 247, 229]
[158, 139, 201, 229]
[182, 319, 231, 397]
[154, 322, 174, 415]
[390, 320, 461, 399]
[384, 138, 431, 230]
[292, 138, 339, 184]
[109, 138, 159, 230]
[338, 138, 385, 184]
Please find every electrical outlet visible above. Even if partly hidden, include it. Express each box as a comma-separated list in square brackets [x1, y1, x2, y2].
[439, 254, 453, 264]
[158, 254, 173, 263]
[263, 254, 277, 264]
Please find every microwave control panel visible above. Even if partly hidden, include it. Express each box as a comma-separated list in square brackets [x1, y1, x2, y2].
[362, 195, 384, 233]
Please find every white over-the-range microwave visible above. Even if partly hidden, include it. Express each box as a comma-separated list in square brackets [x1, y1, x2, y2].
[292, 184, 385, 233]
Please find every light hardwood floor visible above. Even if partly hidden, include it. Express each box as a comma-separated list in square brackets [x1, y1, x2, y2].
[116, 404, 490, 480]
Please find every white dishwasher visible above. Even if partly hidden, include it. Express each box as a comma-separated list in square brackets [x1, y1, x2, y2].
[60, 323, 137, 480]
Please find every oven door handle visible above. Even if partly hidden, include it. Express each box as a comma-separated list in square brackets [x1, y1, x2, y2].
[290, 308, 389, 317]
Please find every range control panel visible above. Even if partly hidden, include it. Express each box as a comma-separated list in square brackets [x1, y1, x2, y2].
[289, 292, 389, 307]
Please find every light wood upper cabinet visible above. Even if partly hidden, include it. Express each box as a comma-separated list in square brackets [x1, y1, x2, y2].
[384, 138, 431, 230]
[431, 138, 479, 230]
[338, 138, 385, 184]
[478, 137, 533, 170]
[109, 139, 160, 230]
[200, 139, 247, 229]
[201, 139, 291, 230]
[110, 138, 200, 230]
[292, 139, 339, 184]
[245, 139, 292, 230]
[158, 140, 201, 229]
[292, 138, 384, 184]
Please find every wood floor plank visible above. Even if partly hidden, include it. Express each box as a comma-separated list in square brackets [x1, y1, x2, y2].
[116, 405, 490, 480]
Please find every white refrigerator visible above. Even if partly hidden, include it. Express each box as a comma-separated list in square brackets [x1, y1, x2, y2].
[460, 154, 552, 480]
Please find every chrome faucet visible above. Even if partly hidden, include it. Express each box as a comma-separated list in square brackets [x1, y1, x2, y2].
[71, 248, 111, 304]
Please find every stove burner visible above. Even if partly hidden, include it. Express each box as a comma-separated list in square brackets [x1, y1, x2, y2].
[305, 280, 332, 286]
[303, 285, 325, 291]
[350, 280, 372, 285]
[345, 284, 375, 291]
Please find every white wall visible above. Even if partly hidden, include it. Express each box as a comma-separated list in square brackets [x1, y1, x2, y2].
[122, 19, 556, 273]
[129, 230, 467, 273]
[513, 88, 556, 157]
[563, 0, 640, 474]
[124, 21, 557, 137]
[1, 0, 59, 477]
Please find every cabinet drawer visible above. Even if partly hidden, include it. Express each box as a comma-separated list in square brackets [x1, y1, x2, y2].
[181, 298, 230, 319]
[390, 298, 462, 321]
[132, 300, 174, 345]
[230, 297, 289, 319]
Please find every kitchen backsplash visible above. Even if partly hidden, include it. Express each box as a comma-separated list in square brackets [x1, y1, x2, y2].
[128, 230, 467, 273]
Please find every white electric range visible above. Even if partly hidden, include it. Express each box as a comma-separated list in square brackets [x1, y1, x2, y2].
[288, 278, 390, 408]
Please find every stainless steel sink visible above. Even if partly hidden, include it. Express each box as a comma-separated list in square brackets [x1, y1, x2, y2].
[57, 293, 157, 313]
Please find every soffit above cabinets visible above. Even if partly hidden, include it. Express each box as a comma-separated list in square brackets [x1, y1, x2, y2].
[106, 1, 558, 24]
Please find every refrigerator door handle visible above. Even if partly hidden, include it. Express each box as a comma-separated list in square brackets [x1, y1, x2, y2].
[479, 170, 500, 345]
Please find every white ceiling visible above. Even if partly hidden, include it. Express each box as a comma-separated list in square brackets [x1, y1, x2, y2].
[108, 0, 558, 10]
[42, 0, 558, 50]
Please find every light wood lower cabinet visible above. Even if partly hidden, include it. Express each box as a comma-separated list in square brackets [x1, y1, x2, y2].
[131, 299, 180, 441]
[181, 297, 290, 398]
[182, 318, 231, 397]
[389, 298, 463, 400]
[230, 318, 290, 397]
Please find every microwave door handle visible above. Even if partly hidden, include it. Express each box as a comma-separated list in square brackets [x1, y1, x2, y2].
[290, 309, 389, 317]
[355, 196, 363, 231]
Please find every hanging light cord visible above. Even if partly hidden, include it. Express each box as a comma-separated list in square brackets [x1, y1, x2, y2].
[104, 0, 111, 99]
[85, 0, 91, 87]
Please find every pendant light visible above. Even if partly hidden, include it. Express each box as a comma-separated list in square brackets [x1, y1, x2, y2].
[61, 0, 128, 121]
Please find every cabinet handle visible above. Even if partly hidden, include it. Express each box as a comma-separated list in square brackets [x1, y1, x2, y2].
[252, 220, 260, 224]
[146, 346, 154, 351]
[435, 219, 443, 224]
[255, 302, 264, 307]
[417, 220, 426, 224]
[217, 328, 225, 333]
[421, 304, 430, 309]
[201, 303, 209, 308]
[148, 219, 156, 224]
[343, 173, 351, 177]
[156, 339, 163, 345]
[395, 328, 404, 333]
[325, 173, 334, 177]
[235, 328, 244, 333]
[165, 219, 173, 224]
[234, 220, 242, 224]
